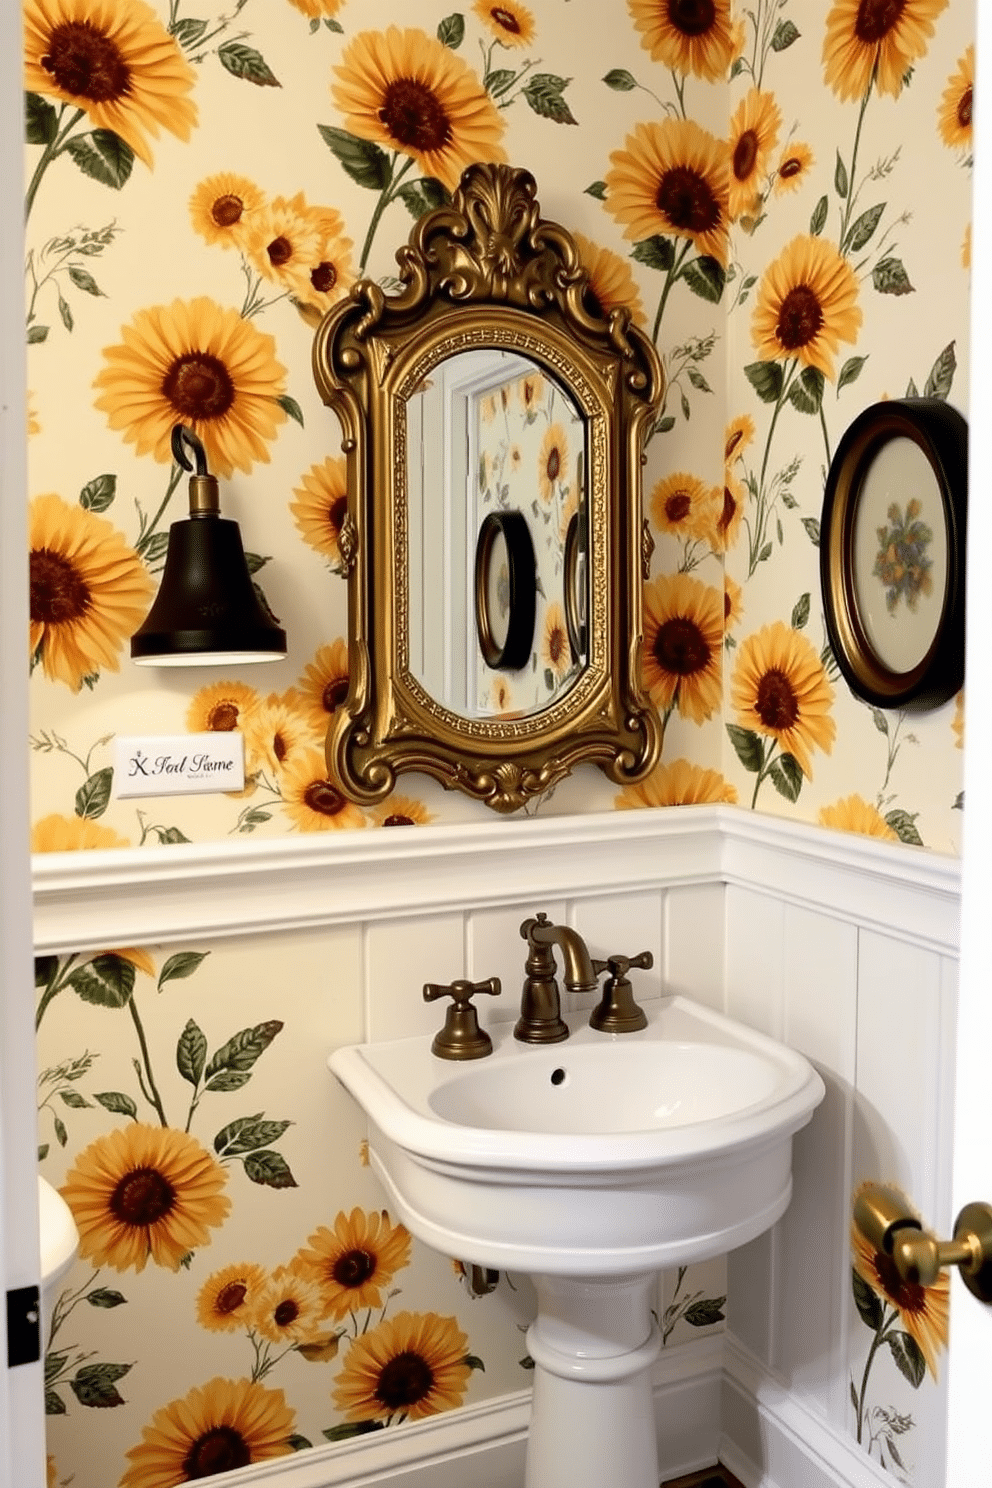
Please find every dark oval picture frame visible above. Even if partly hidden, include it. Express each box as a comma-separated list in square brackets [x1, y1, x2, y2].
[820, 398, 968, 712]
[474, 510, 537, 672]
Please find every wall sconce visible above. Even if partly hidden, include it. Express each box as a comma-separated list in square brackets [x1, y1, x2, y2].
[131, 425, 287, 667]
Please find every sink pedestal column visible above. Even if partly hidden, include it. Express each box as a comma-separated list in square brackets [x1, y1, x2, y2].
[525, 1272, 661, 1488]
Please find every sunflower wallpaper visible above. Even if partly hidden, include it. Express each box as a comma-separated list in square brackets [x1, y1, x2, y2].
[24, 0, 973, 1485]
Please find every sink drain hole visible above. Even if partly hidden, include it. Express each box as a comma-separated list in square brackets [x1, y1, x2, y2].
[550, 1068, 566, 1086]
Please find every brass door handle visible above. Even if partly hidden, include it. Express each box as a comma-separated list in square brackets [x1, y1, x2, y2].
[853, 1183, 992, 1303]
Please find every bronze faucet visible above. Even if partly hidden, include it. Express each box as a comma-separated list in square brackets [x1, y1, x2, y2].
[515, 912, 599, 1044]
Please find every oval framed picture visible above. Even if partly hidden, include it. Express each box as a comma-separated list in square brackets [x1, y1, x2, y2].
[820, 398, 968, 711]
[474, 510, 537, 672]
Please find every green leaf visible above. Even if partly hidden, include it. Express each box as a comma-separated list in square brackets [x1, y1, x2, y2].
[38, 1144, 49, 1161]
[277, 393, 304, 426]
[158, 951, 209, 989]
[585, 180, 607, 200]
[205, 1021, 284, 1083]
[323, 1420, 385, 1442]
[317, 125, 391, 190]
[872, 707, 889, 734]
[243, 552, 270, 575]
[522, 74, 578, 125]
[172, 17, 208, 44]
[631, 235, 675, 272]
[850, 1379, 859, 1414]
[214, 1113, 292, 1157]
[156, 825, 191, 844]
[770, 754, 803, 802]
[26, 92, 58, 145]
[141, 531, 170, 568]
[45, 1349, 69, 1383]
[464, 1353, 486, 1370]
[686, 368, 711, 393]
[655, 415, 676, 434]
[27, 324, 49, 344]
[243, 1149, 298, 1188]
[396, 180, 447, 219]
[75, 767, 113, 820]
[437, 13, 464, 47]
[809, 195, 828, 236]
[885, 808, 924, 846]
[771, 18, 800, 50]
[94, 1091, 138, 1119]
[924, 341, 956, 400]
[802, 516, 821, 546]
[744, 360, 784, 404]
[852, 1267, 883, 1330]
[79, 474, 116, 511]
[177, 1020, 208, 1087]
[66, 955, 135, 1011]
[727, 724, 764, 774]
[906, 375, 920, 397]
[887, 1330, 926, 1388]
[323, 17, 344, 32]
[45, 1389, 66, 1416]
[681, 255, 725, 304]
[791, 593, 811, 630]
[485, 67, 516, 97]
[954, 790, 964, 811]
[788, 366, 824, 415]
[87, 1289, 127, 1309]
[53, 1117, 67, 1147]
[834, 151, 849, 198]
[603, 68, 637, 91]
[36, 955, 58, 988]
[203, 1069, 252, 1092]
[288, 1434, 314, 1451]
[58, 294, 74, 332]
[70, 1361, 131, 1408]
[217, 42, 280, 87]
[872, 256, 914, 296]
[684, 1297, 726, 1326]
[845, 203, 885, 253]
[59, 1089, 90, 1109]
[838, 356, 868, 392]
[64, 130, 134, 191]
[757, 541, 773, 564]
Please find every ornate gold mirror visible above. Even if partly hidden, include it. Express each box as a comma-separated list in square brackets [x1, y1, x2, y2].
[312, 163, 664, 813]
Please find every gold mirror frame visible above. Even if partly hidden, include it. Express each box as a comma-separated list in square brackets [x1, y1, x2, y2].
[312, 163, 664, 813]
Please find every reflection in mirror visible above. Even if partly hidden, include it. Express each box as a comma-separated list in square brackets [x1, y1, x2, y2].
[474, 511, 536, 675]
[407, 349, 587, 719]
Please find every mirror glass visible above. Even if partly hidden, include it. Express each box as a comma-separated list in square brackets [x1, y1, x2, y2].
[406, 349, 588, 720]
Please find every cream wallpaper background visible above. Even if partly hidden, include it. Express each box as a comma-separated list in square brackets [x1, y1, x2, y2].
[24, 0, 973, 1485]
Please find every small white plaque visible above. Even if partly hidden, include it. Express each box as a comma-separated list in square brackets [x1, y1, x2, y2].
[114, 733, 244, 798]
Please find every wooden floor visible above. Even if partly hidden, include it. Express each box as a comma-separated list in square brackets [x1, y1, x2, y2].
[661, 1467, 746, 1488]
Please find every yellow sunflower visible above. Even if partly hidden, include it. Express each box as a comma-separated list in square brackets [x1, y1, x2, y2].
[573, 232, 646, 326]
[31, 812, 130, 852]
[294, 1208, 412, 1320]
[290, 456, 349, 565]
[120, 1376, 295, 1486]
[952, 689, 964, 748]
[28, 392, 41, 437]
[724, 413, 755, 467]
[29, 493, 153, 692]
[962, 222, 972, 271]
[490, 675, 515, 713]
[751, 234, 862, 381]
[472, 0, 535, 46]
[542, 601, 571, 679]
[293, 208, 356, 321]
[332, 1310, 472, 1423]
[93, 297, 287, 478]
[284, 641, 350, 738]
[851, 1187, 949, 1379]
[249, 1265, 327, 1345]
[823, 0, 949, 103]
[186, 679, 261, 734]
[627, 0, 738, 80]
[242, 693, 311, 778]
[244, 192, 324, 293]
[728, 89, 782, 220]
[281, 749, 367, 832]
[113, 947, 155, 977]
[731, 620, 835, 777]
[196, 1262, 269, 1333]
[711, 471, 745, 553]
[23, 0, 197, 169]
[370, 795, 435, 826]
[46, 1456, 56, 1488]
[61, 1123, 230, 1273]
[938, 45, 973, 152]
[616, 757, 738, 809]
[642, 573, 723, 723]
[605, 118, 730, 266]
[650, 471, 720, 541]
[189, 172, 265, 249]
[518, 371, 546, 415]
[331, 27, 507, 193]
[773, 141, 814, 195]
[287, 0, 343, 15]
[724, 572, 743, 631]
[818, 794, 898, 840]
[538, 424, 569, 502]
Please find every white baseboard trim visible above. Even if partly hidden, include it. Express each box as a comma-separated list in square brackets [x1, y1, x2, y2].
[721, 1338, 893, 1488]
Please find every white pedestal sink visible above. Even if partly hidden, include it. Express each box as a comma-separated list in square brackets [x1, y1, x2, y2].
[330, 996, 824, 1488]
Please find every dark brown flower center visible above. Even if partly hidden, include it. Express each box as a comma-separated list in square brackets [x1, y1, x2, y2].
[755, 669, 798, 731]
[379, 78, 452, 154]
[375, 1350, 434, 1411]
[548, 624, 567, 665]
[163, 354, 235, 421]
[30, 548, 91, 626]
[778, 155, 803, 181]
[874, 1252, 926, 1314]
[215, 1282, 248, 1315]
[274, 1299, 300, 1327]
[303, 780, 346, 816]
[654, 617, 710, 676]
[724, 590, 733, 623]
[725, 428, 744, 459]
[959, 85, 973, 129]
[322, 677, 349, 714]
[327, 494, 347, 537]
[855, 0, 905, 44]
[490, 6, 522, 33]
[383, 814, 414, 826]
[273, 731, 288, 763]
[665, 490, 692, 523]
[311, 261, 338, 293]
[545, 448, 561, 482]
[657, 166, 722, 236]
[776, 285, 823, 351]
[183, 1427, 251, 1479]
[666, 0, 716, 36]
[267, 235, 293, 268]
[207, 702, 240, 731]
[41, 21, 131, 104]
[733, 129, 759, 182]
[110, 1166, 175, 1227]
[719, 485, 738, 533]
[212, 194, 244, 228]
[333, 1247, 376, 1288]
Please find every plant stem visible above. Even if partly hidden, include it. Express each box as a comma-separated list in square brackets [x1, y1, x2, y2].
[855, 1306, 897, 1443]
[25, 107, 85, 221]
[36, 955, 78, 1031]
[652, 240, 692, 344]
[136, 464, 184, 557]
[357, 155, 415, 275]
[839, 77, 874, 250]
[128, 1001, 168, 1126]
